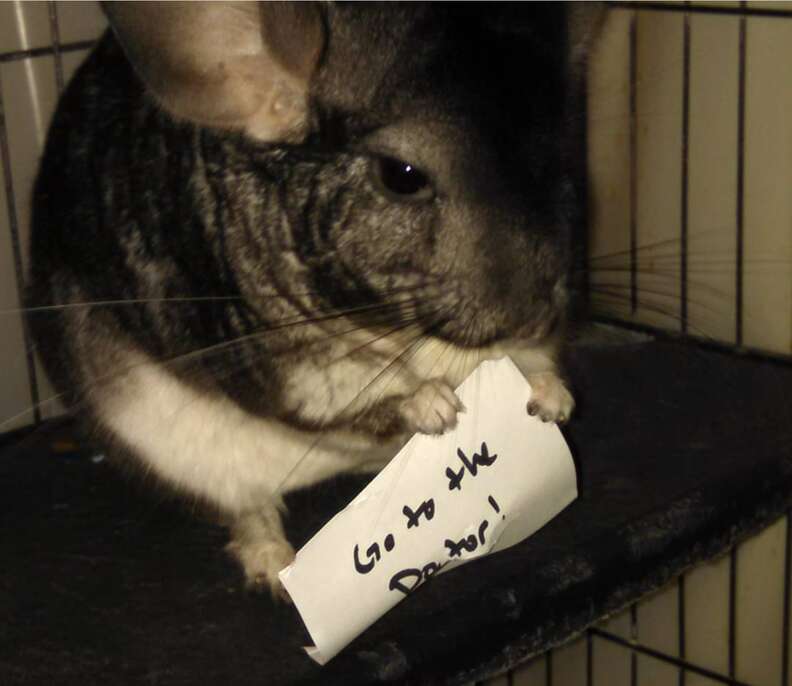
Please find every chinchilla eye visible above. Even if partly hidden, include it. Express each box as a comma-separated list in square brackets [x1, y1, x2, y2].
[374, 156, 433, 200]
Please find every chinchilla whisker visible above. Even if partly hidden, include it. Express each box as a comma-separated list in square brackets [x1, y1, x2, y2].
[572, 258, 788, 285]
[7, 285, 437, 317]
[367, 312, 481, 539]
[201, 313, 434, 391]
[589, 254, 789, 269]
[229, 300, 438, 350]
[590, 303, 688, 334]
[590, 289, 688, 316]
[446, 324, 472, 406]
[590, 293, 725, 340]
[590, 282, 732, 311]
[589, 267, 780, 298]
[228, 298, 420, 337]
[0, 301, 428, 431]
[163, 317, 432, 427]
[591, 285, 776, 346]
[589, 256, 789, 271]
[272, 325, 438, 496]
[661, 253, 785, 265]
[592, 298, 751, 394]
[588, 228, 733, 263]
[145, 299, 428, 378]
[180, 301, 446, 420]
[316, 312, 442, 373]
[352, 307, 456, 419]
[4, 296, 243, 316]
[362, 330, 456, 537]
[0, 400, 65, 432]
[466, 306, 484, 352]
[358, 326, 443, 424]
[379, 316, 458, 431]
[590, 299, 748, 381]
[590, 271, 757, 310]
[448, 305, 475, 379]
[587, 266, 788, 304]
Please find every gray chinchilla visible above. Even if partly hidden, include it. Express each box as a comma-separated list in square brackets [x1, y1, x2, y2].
[28, 2, 603, 594]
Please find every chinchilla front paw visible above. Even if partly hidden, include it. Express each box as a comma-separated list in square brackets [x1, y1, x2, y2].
[399, 379, 465, 436]
[526, 371, 575, 425]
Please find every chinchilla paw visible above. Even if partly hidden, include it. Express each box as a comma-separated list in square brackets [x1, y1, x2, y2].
[226, 537, 295, 603]
[526, 371, 575, 424]
[399, 379, 465, 436]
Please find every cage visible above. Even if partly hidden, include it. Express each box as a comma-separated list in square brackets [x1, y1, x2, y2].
[0, 3, 790, 686]
[484, 2, 792, 685]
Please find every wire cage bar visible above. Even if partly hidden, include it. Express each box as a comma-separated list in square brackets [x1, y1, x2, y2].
[0, 1, 98, 431]
[491, 1, 792, 684]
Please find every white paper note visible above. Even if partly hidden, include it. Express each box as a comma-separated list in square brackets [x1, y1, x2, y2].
[279, 356, 578, 665]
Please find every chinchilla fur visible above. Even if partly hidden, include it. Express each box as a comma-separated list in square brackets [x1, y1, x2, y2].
[27, 2, 603, 593]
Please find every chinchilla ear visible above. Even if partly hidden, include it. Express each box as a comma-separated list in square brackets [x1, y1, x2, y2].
[102, 1, 325, 141]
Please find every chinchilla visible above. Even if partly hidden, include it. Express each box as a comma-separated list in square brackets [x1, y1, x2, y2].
[27, 2, 603, 595]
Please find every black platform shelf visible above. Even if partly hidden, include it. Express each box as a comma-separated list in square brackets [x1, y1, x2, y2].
[2, 340, 791, 685]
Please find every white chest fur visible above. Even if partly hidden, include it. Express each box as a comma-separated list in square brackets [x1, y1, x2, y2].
[97, 353, 400, 515]
[95, 338, 557, 517]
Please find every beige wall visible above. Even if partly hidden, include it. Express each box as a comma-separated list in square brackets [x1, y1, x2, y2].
[486, 4, 792, 685]
[0, 1, 104, 431]
[588, 3, 792, 356]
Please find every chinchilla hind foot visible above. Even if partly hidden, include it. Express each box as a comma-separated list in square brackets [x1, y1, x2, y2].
[227, 511, 296, 602]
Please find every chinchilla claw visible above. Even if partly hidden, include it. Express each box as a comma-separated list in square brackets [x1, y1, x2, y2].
[227, 536, 295, 603]
[525, 372, 575, 425]
[400, 379, 463, 436]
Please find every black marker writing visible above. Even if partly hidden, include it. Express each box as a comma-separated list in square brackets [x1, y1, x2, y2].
[389, 560, 449, 595]
[353, 533, 395, 575]
[356, 485, 507, 593]
[446, 442, 498, 491]
[402, 498, 435, 529]
[445, 466, 464, 491]
[488, 494, 505, 521]
[444, 517, 491, 558]
[478, 519, 489, 543]
[353, 543, 379, 574]
[445, 534, 479, 558]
